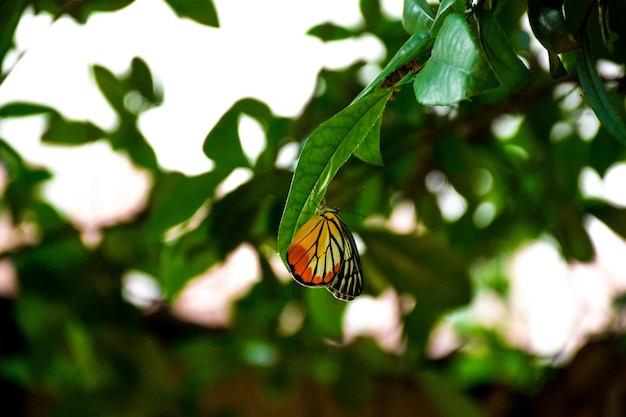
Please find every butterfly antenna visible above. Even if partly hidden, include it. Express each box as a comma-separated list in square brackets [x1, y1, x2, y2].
[339, 186, 368, 217]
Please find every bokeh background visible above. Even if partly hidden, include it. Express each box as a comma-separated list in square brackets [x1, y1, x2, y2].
[1, 0, 626, 416]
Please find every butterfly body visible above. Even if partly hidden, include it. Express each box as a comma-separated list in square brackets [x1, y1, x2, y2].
[287, 201, 363, 301]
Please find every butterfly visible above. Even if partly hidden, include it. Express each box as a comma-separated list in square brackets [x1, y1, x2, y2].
[286, 200, 363, 301]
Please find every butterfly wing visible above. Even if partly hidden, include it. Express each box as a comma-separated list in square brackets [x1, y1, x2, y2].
[287, 211, 343, 287]
[325, 213, 363, 301]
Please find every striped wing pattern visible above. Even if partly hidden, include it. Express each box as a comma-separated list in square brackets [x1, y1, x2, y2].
[287, 204, 363, 301]
[326, 215, 363, 301]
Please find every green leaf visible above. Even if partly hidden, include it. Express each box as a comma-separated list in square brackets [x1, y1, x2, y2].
[233, 98, 291, 172]
[598, 0, 618, 54]
[404, 302, 441, 346]
[551, 202, 594, 262]
[93, 65, 127, 114]
[0, 2, 27, 76]
[415, 191, 443, 230]
[588, 129, 626, 176]
[354, 113, 383, 166]
[101, 222, 156, 270]
[277, 89, 393, 260]
[527, 0, 578, 54]
[109, 117, 159, 170]
[587, 199, 626, 241]
[355, 31, 433, 101]
[42, 113, 106, 145]
[360, 0, 382, 31]
[160, 174, 273, 297]
[147, 169, 229, 240]
[414, 13, 499, 106]
[15, 223, 90, 294]
[34, 0, 134, 24]
[0, 140, 52, 212]
[64, 320, 106, 390]
[476, 9, 532, 91]
[130, 57, 161, 104]
[163, 0, 219, 27]
[0, 138, 25, 179]
[0, 102, 55, 117]
[203, 105, 252, 169]
[307, 23, 354, 41]
[204, 98, 288, 173]
[360, 230, 471, 310]
[577, 32, 626, 145]
[403, 0, 435, 34]
[548, 50, 568, 78]
[207, 176, 269, 258]
[159, 218, 218, 298]
[433, 134, 477, 199]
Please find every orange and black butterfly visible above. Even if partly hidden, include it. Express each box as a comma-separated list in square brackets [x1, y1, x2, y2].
[286, 200, 363, 301]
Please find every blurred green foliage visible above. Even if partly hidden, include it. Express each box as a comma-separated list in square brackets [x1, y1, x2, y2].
[1, 0, 626, 416]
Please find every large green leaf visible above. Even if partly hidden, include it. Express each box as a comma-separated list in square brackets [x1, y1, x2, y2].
[414, 13, 498, 105]
[277, 89, 393, 260]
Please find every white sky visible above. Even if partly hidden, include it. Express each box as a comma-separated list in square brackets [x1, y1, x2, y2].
[0, 0, 390, 174]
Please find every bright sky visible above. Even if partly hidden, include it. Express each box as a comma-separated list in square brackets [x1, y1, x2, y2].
[1, 0, 626, 359]
[0, 0, 390, 174]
